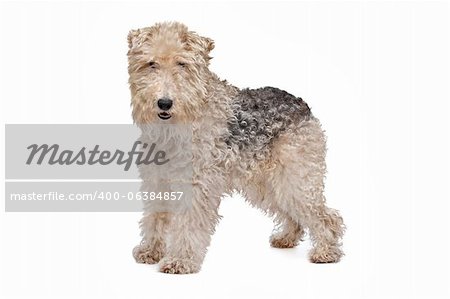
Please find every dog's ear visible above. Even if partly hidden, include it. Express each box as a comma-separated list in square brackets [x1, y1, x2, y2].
[199, 36, 215, 55]
[185, 32, 215, 62]
[127, 29, 141, 49]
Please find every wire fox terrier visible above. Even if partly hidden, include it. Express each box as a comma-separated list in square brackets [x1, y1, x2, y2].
[128, 22, 345, 274]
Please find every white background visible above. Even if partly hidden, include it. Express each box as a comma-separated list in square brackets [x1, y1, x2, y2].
[1, 1, 449, 298]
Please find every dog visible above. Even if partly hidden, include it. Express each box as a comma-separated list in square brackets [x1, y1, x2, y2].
[128, 22, 345, 274]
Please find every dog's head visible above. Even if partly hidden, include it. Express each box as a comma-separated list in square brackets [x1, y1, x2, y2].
[127, 22, 214, 124]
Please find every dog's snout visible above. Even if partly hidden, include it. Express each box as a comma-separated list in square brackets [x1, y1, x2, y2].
[157, 98, 173, 111]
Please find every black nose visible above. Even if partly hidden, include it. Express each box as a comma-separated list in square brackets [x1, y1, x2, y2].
[157, 98, 173, 111]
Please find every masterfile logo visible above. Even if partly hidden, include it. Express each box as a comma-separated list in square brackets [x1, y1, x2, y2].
[26, 141, 169, 171]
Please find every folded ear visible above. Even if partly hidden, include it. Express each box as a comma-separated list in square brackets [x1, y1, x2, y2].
[185, 32, 215, 62]
[127, 29, 141, 49]
[200, 36, 215, 54]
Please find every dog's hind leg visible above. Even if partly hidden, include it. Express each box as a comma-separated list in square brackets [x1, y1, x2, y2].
[269, 212, 306, 248]
[243, 185, 305, 248]
[268, 118, 345, 263]
[299, 204, 344, 263]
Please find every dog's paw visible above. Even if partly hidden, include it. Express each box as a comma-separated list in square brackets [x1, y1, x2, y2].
[269, 233, 301, 248]
[132, 244, 164, 264]
[159, 257, 200, 274]
[309, 246, 343, 263]
[270, 235, 299, 248]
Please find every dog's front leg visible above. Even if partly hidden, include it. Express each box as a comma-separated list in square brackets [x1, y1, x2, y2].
[159, 186, 220, 274]
[133, 178, 172, 264]
[133, 211, 170, 264]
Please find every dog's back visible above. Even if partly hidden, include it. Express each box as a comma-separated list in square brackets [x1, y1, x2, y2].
[226, 87, 311, 152]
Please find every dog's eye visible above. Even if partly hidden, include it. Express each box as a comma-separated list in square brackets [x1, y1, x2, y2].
[177, 62, 186, 67]
[149, 61, 158, 69]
